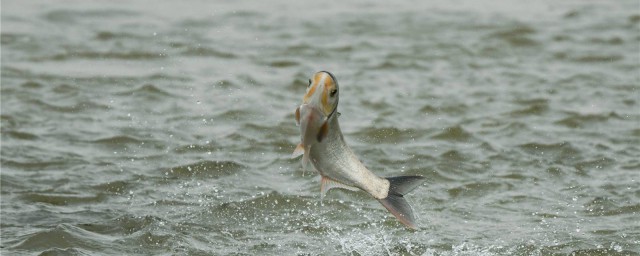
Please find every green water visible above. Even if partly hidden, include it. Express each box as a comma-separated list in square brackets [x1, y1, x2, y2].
[2, 0, 639, 255]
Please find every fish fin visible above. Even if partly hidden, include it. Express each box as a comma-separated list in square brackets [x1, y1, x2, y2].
[337, 112, 341, 117]
[317, 120, 329, 142]
[295, 106, 301, 126]
[291, 143, 304, 159]
[377, 176, 425, 230]
[301, 149, 313, 174]
[320, 176, 358, 200]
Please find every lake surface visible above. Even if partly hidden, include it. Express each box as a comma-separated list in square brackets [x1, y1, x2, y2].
[1, 0, 639, 255]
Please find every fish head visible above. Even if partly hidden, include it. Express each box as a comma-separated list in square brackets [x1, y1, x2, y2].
[296, 71, 340, 145]
[302, 71, 339, 118]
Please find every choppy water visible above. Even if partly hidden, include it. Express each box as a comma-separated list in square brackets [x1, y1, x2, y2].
[2, 0, 640, 255]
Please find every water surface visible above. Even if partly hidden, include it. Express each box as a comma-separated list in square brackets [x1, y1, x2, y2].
[2, 0, 639, 255]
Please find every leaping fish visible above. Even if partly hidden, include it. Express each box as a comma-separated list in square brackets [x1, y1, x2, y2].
[292, 71, 425, 229]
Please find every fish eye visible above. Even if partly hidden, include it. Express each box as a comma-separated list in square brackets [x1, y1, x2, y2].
[308, 79, 312, 87]
[330, 89, 337, 97]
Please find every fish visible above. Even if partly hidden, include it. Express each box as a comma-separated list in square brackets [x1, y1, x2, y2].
[292, 71, 425, 229]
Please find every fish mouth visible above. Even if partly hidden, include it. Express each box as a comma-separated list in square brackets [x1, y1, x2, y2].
[300, 103, 324, 119]
[301, 103, 336, 121]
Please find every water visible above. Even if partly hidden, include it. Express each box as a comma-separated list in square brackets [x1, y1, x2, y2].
[2, 0, 639, 255]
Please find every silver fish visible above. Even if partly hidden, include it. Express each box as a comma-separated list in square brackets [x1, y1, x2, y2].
[292, 71, 424, 229]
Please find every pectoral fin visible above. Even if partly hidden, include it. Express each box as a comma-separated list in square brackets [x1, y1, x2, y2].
[317, 120, 329, 142]
[320, 176, 358, 200]
[291, 143, 304, 159]
[295, 106, 301, 126]
[302, 152, 315, 173]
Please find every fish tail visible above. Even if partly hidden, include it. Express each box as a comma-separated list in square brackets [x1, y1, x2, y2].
[377, 176, 425, 230]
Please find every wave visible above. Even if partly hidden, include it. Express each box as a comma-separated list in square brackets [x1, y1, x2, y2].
[2, 159, 88, 171]
[34, 51, 165, 61]
[518, 142, 580, 158]
[555, 112, 621, 128]
[20, 192, 106, 206]
[114, 84, 175, 100]
[431, 125, 475, 142]
[508, 102, 549, 117]
[584, 197, 640, 217]
[92, 135, 144, 145]
[487, 24, 540, 47]
[12, 223, 113, 251]
[92, 180, 132, 194]
[173, 142, 218, 154]
[447, 182, 510, 198]
[167, 160, 246, 178]
[28, 99, 110, 113]
[353, 127, 422, 144]
[180, 46, 236, 58]
[43, 9, 139, 23]
[2, 130, 39, 140]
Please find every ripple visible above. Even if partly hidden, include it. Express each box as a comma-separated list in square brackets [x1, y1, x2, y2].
[419, 104, 456, 114]
[211, 191, 337, 227]
[1, 130, 39, 140]
[2, 159, 88, 171]
[508, 102, 549, 117]
[43, 9, 138, 23]
[180, 46, 236, 58]
[431, 125, 474, 142]
[38, 247, 86, 255]
[20, 80, 44, 89]
[115, 84, 174, 100]
[555, 112, 620, 128]
[216, 109, 260, 121]
[28, 99, 110, 113]
[569, 248, 639, 256]
[12, 223, 112, 251]
[112, 215, 166, 235]
[52, 83, 80, 95]
[487, 24, 539, 47]
[92, 135, 144, 145]
[439, 150, 468, 161]
[118, 231, 173, 249]
[20, 192, 106, 206]
[267, 60, 299, 68]
[354, 127, 421, 144]
[572, 54, 624, 63]
[36, 51, 165, 61]
[584, 197, 640, 217]
[94, 31, 142, 41]
[0, 32, 32, 45]
[167, 160, 246, 178]
[574, 157, 615, 172]
[447, 182, 511, 198]
[518, 142, 580, 157]
[92, 180, 132, 194]
[173, 142, 218, 154]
